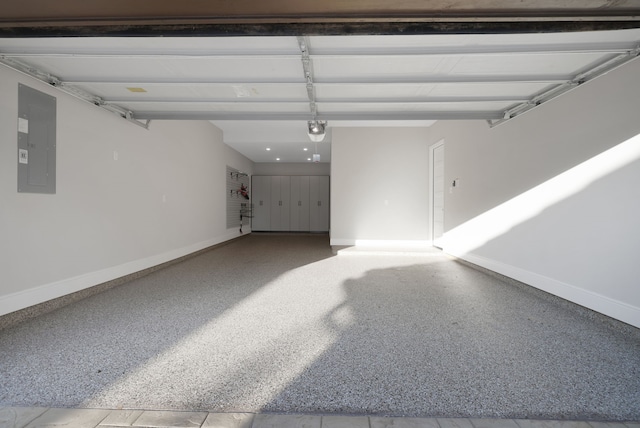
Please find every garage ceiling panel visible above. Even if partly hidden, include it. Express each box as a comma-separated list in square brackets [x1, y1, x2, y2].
[1, 29, 639, 163]
[18, 57, 305, 82]
[450, 53, 620, 75]
[77, 83, 308, 102]
[117, 101, 310, 113]
[426, 82, 558, 98]
[320, 101, 516, 113]
[312, 56, 454, 80]
[316, 84, 439, 100]
[310, 30, 640, 53]
[0, 36, 301, 55]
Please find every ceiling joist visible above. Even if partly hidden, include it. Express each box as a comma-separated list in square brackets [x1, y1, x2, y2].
[103, 96, 528, 105]
[2, 31, 640, 155]
[490, 44, 640, 127]
[59, 77, 571, 86]
[0, 55, 151, 129]
[130, 111, 503, 121]
[2, 2, 640, 163]
[0, 45, 635, 58]
[1, 0, 640, 38]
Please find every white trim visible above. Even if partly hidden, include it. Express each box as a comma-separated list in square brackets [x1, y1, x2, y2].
[429, 139, 445, 248]
[330, 238, 433, 248]
[0, 230, 244, 317]
[330, 238, 356, 246]
[447, 249, 640, 329]
[355, 239, 433, 248]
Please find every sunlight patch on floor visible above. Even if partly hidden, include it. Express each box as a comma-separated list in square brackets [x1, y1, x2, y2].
[83, 258, 352, 410]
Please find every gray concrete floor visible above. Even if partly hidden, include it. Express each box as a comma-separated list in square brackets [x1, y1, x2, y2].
[1, 234, 639, 423]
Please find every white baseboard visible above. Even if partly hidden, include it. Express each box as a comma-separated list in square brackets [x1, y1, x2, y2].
[330, 238, 433, 248]
[330, 238, 356, 246]
[447, 249, 640, 329]
[0, 230, 244, 317]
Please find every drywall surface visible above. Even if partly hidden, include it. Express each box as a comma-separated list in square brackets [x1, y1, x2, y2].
[428, 58, 640, 327]
[0, 65, 253, 315]
[330, 127, 430, 246]
[253, 162, 330, 176]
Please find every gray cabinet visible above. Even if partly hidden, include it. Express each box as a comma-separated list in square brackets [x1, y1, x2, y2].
[309, 176, 330, 232]
[290, 176, 310, 232]
[270, 176, 291, 231]
[252, 175, 329, 232]
[251, 176, 271, 231]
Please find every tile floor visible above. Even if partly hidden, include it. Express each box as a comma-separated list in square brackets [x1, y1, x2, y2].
[1, 407, 638, 428]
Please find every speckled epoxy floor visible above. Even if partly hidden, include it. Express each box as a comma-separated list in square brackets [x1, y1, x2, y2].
[1, 234, 639, 421]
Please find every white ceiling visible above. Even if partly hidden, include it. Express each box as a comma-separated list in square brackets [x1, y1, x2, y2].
[1, 29, 640, 163]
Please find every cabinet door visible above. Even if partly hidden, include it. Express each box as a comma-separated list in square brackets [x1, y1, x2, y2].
[270, 176, 291, 231]
[280, 176, 291, 230]
[270, 176, 282, 231]
[309, 176, 330, 232]
[251, 176, 271, 231]
[290, 176, 310, 232]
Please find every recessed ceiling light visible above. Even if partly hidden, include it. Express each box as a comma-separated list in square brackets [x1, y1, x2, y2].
[276, 158, 280, 161]
[307, 158, 312, 161]
[303, 148, 308, 151]
[266, 148, 271, 151]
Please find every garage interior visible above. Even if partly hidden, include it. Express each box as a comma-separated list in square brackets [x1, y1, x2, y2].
[1, 1, 640, 425]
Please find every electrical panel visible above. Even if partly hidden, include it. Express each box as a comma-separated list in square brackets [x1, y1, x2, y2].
[17, 84, 57, 194]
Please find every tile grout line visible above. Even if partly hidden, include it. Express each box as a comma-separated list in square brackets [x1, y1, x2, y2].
[5, 407, 639, 428]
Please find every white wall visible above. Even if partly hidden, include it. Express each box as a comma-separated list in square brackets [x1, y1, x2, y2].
[0, 65, 253, 316]
[330, 127, 430, 246]
[427, 58, 640, 328]
[253, 162, 330, 176]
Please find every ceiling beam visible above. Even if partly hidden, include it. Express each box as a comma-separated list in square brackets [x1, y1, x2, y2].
[0, 56, 151, 129]
[104, 96, 527, 105]
[1, 45, 636, 58]
[131, 111, 503, 121]
[60, 76, 570, 86]
[1, 0, 640, 34]
[297, 35, 317, 118]
[490, 45, 640, 127]
[0, 53, 302, 60]
[2, 22, 640, 38]
[2, 0, 639, 20]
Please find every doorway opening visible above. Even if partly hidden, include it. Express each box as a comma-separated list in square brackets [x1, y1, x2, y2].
[430, 140, 444, 249]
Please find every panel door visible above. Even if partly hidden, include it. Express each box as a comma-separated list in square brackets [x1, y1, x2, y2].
[270, 176, 291, 231]
[309, 176, 330, 232]
[290, 176, 310, 232]
[431, 143, 445, 248]
[280, 176, 291, 230]
[251, 176, 271, 231]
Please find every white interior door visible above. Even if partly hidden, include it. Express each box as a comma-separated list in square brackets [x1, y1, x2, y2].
[431, 141, 445, 248]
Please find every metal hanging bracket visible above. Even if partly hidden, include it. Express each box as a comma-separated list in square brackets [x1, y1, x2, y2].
[488, 44, 640, 128]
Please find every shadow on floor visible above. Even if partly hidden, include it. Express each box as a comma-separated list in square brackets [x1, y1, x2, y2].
[260, 260, 640, 420]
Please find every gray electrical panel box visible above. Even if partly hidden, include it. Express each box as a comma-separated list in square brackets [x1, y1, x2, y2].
[18, 84, 57, 194]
